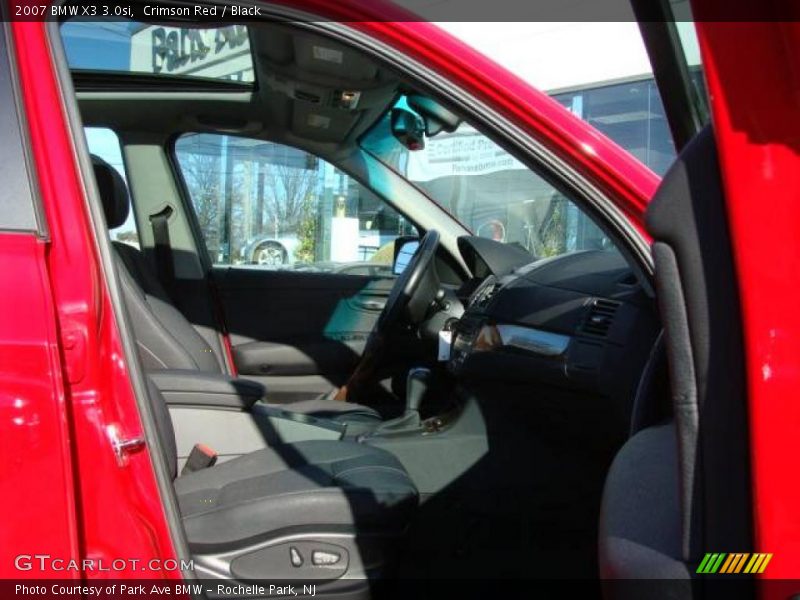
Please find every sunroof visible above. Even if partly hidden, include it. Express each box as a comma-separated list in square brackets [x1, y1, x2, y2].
[60, 21, 255, 84]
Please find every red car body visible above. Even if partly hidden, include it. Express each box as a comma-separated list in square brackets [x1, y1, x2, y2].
[1, 0, 799, 588]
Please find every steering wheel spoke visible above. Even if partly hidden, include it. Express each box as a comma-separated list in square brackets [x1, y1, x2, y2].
[337, 230, 441, 403]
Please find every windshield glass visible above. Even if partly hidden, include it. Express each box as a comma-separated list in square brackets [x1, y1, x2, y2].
[361, 97, 614, 258]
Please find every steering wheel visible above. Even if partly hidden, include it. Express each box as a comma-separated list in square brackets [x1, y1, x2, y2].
[375, 229, 441, 336]
[336, 230, 440, 403]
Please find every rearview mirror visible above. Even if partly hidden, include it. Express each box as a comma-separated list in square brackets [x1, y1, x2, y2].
[391, 108, 426, 151]
[407, 94, 462, 137]
[393, 237, 420, 275]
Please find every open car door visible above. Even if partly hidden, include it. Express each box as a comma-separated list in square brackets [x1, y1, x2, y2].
[601, 0, 800, 593]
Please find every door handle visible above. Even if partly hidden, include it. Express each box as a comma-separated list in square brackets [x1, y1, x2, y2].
[354, 299, 386, 311]
[107, 424, 146, 466]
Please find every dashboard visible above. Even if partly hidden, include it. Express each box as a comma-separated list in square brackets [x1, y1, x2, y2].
[448, 237, 660, 415]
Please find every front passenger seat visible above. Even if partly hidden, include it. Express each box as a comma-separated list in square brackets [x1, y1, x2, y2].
[145, 378, 417, 580]
[92, 155, 381, 425]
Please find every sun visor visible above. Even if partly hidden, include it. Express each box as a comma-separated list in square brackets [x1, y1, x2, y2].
[252, 29, 380, 84]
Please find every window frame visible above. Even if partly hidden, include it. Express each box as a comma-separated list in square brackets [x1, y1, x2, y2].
[630, 2, 709, 150]
[167, 131, 425, 273]
[71, 71, 255, 93]
[0, 21, 46, 235]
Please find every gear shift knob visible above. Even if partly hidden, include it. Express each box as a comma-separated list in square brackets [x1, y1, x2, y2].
[362, 367, 432, 439]
[406, 367, 432, 414]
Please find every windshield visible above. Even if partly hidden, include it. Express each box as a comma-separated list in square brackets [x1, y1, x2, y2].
[361, 96, 614, 258]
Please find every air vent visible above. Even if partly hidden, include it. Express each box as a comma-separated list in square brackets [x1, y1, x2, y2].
[581, 299, 620, 338]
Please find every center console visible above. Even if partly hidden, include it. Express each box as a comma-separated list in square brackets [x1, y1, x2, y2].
[358, 367, 489, 499]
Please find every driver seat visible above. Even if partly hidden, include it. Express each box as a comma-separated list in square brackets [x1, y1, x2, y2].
[92, 155, 380, 425]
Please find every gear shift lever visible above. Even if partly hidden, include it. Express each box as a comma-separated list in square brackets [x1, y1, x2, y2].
[405, 367, 432, 418]
[365, 367, 432, 437]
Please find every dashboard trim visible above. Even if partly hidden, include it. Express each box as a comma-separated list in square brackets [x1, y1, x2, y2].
[496, 324, 570, 357]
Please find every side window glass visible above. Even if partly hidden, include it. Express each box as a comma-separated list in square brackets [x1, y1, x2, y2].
[84, 127, 139, 248]
[175, 134, 416, 274]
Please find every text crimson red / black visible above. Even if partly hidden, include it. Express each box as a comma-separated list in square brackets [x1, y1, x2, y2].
[143, 4, 262, 17]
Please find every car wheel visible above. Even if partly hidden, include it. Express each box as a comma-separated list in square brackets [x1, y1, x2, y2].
[253, 242, 287, 266]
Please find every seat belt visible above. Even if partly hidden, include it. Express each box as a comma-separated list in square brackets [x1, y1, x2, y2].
[149, 205, 175, 295]
[181, 443, 218, 475]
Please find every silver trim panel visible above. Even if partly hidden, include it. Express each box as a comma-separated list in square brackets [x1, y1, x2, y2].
[496, 324, 570, 357]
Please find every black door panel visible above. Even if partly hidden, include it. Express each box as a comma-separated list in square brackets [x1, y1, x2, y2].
[233, 339, 366, 377]
[213, 267, 393, 388]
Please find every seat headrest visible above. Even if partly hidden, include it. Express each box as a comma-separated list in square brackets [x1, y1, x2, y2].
[91, 154, 130, 229]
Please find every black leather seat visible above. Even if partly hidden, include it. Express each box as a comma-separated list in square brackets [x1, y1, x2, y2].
[146, 379, 417, 577]
[177, 440, 418, 548]
[92, 155, 380, 425]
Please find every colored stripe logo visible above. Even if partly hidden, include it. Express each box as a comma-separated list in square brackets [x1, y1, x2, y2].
[696, 553, 772, 574]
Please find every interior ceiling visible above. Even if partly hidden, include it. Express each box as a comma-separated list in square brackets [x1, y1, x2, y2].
[75, 22, 401, 161]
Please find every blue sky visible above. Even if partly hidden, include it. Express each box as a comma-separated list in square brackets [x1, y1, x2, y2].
[60, 21, 134, 70]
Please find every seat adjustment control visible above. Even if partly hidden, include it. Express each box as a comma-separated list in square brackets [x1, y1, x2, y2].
[231, 541, 349, 580]
[290, 547, 303, 567]
[312, 550, 341, 566]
